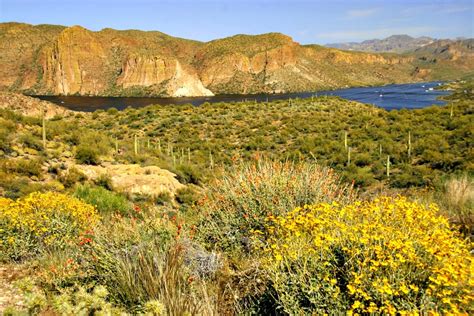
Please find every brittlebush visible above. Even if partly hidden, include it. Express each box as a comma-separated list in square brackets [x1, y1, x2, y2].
[0, 192, 99, 261]
[263, 196, 473, 314]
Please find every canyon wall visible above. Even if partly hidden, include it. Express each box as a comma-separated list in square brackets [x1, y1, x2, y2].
[0, 23, 472, 97]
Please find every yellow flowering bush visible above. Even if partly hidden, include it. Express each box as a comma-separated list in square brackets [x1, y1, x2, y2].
[263, 196, 473, 314]
[0, 192, 99, 261]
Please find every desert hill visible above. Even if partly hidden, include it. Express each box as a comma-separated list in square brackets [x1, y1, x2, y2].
[0, 23, 472, 97]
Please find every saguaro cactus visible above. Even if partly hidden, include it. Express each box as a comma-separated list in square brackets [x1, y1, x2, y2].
[134, 135, 138, 155]
[209, 151, 214, 169]
[344, 131, 348, 150]
[42, 112, 47, 151]
[408, 131, 412, 160]
[386, 155, 391, 177]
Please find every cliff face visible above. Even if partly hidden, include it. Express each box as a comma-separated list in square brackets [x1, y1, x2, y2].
[117, 54, 212, 96]
[0, 23, 472, 97]
[40, 26, 108, 95]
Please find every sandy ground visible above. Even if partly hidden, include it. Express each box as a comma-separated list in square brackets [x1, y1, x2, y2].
[0, 264, 26, 313]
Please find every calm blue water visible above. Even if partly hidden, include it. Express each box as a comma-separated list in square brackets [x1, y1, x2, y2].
[34, 81, 450, 112]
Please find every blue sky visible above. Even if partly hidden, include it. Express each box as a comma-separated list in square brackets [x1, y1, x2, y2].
[1, 0, 472, 44]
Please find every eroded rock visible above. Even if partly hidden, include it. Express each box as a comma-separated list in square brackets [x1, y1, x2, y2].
[75, 164, 185, 197]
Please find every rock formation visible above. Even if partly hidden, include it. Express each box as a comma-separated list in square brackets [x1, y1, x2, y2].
[0, 23, 472, 97]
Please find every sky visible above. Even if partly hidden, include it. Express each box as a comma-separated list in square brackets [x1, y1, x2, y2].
[0, 0, 472, 44]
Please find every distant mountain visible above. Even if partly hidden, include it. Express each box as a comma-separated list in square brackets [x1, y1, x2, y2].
[326, 35, 436, 53]
[0, 23, 472, 97]
[409, 39, 474, 79]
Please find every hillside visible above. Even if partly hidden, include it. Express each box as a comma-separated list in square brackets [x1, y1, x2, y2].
[0, 77, 472, 314]
[0, 91, 70, 118]
[0, 23, 473, 97]
[409, 39, 474, 80]
[326, 34, 435, 53]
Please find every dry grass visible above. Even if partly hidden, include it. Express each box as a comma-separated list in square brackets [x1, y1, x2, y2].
[441, 175, 473, 235]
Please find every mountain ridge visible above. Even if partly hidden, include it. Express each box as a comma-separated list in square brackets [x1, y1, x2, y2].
[0, 23, 472, 97]
[326, 34, 437, 53]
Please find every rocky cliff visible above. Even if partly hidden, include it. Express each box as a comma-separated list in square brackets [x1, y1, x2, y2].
[0, 23, 472, 97]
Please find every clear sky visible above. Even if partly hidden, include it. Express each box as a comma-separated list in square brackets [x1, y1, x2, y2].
[1, 0, 472, 44]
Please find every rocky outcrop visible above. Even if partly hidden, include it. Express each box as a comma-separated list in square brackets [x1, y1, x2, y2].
[117, 55, 213, 96]
[0, 92, 71, 118]
[39, 26, 108, 95]
[75, 164, 185, 197]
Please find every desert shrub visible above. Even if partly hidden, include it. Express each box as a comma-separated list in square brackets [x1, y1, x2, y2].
[75, 145, 100, 165]
[197, 159, 356, 256]
[0, 118, 15, 152]
[59, 167, 86, 188]
[86, 214, 216, 314]
[19, 132, 43, 151]
[0, 192, 99, 262]
[107, 107, 119, 115]
[75, 131, 112, 165]
[95, 241, 214, 314]
[94, 174, 114, 190]
[261, 196, 473, 314]
[0, 173, 31, 199]
[13, 283, 126, 315]
[2, 158, 43, 177]
[174, 164, 203, 185]
[175, 187, 199, 206]
[74, 184, 131, 216]
[50, 285, 125, 315]
[154, 191, 172, 205]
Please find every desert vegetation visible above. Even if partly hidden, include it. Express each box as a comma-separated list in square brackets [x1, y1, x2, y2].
[0, 80, 472, 314]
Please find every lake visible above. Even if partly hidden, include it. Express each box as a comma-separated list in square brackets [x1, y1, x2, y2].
[34, 81, 451, 112]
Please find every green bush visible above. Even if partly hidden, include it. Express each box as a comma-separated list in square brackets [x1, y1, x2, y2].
[175, 187, 199, 205]
[74, 184, 130, 216]
[174, 164, 203, 185]
[155, 191, 172, 205]
[19, 132, 43, 151]
[59, 167, 86, 188]
[2, 158, 43, 177]
[94, 174, 114, 190]
[75, 145, 100, 165]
